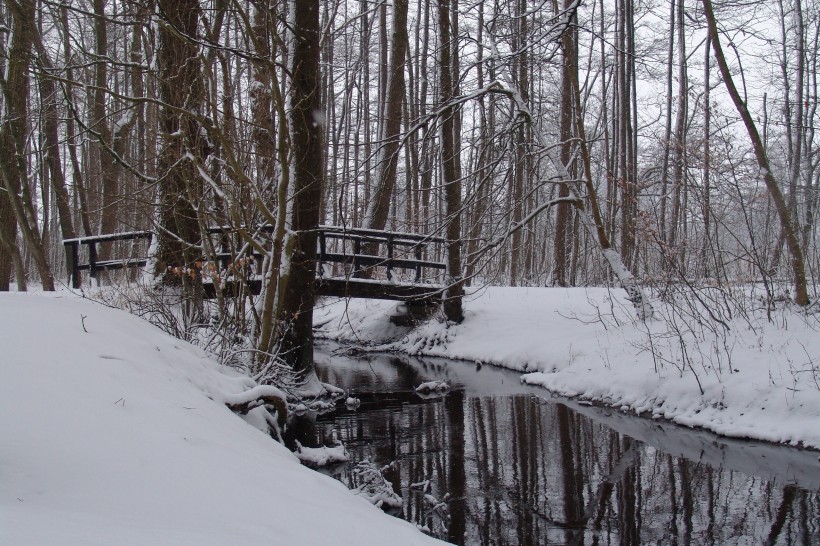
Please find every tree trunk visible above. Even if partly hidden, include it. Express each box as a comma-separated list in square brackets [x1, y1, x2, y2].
[439, 0, 463, 322]
[702, 0, 809, 306]
[464, 1, 489, 286]
[669, 0, 688, 270]
[60, 5, 93, 239]
[0, 0, 54, 291]
[659, 0, 675, 245]
[156, 0, 207, 318]
[553, 0, 575, 287]
[278, 0, 323, 374]
[92, 0, 118, 258]
[509, 0, 528, 286]
[33, 35, 77, 278]
[702, 27, 712, 278]
[364, 0, 409, 233]
[0, 3, 19, 291]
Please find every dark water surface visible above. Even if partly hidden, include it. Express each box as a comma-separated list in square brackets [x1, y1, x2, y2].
[288, 342, 820, 545]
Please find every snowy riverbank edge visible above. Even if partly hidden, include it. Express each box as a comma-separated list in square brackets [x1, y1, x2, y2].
[314, 286, 820, 451]
[0, 292, 443, 545]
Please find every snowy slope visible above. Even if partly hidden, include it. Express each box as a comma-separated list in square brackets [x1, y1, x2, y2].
[0, 293, 441, 545]
[315, 286, 820, 450]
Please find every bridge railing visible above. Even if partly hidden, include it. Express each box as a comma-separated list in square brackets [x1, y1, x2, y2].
[62, 226, 252, 289]
[63, 231, 154, 289]
[316, 226, 447, 283]
[63, 226, 448, 295]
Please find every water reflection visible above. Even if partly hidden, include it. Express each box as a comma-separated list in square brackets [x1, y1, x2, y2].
[288, 343, 820, 545]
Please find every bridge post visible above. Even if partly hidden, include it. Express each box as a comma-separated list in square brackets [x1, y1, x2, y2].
[218, 231, 230, 271]
[386, 234, 393, 280]
[352, 237, 361, 275]
[67, 241, 81, 288]
[318, 230, 327, 276]
[88, 241, 99, 283]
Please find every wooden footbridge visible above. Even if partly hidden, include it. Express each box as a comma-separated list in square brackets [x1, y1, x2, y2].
[63, 226, 448, 304]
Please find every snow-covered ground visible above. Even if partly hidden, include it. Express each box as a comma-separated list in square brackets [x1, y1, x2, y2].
[315, 286, 820, 450]
[4, 285, 818, 543]
[0, 292, 442, 545]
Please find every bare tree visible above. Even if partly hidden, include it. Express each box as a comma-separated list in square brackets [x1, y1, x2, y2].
[0, 0, 54, 291]
[702, 0, 810, 306]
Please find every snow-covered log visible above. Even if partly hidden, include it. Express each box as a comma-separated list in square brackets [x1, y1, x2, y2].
[294, 440, 350, 467]
[223, 384, 288, 427]
[415, 381, 450, 394]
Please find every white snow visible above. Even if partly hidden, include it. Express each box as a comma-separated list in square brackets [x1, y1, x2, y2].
[315, 286, 820, 450]
[0, 292, 442, 545]
[5, 283, 817, 544]
[294, 441, 350, 467]
[414, 380, 450, 393]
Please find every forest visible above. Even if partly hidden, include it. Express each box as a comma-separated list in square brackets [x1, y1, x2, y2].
[1, 0, 818, 377]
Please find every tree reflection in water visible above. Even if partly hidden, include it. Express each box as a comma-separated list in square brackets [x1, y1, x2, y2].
[287, 344, 820, 545]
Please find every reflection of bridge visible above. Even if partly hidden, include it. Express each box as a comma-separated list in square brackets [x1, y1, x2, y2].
[63, 225, 447, 303]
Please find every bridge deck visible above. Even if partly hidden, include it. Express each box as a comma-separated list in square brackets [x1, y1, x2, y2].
[202, 276, 443, 302]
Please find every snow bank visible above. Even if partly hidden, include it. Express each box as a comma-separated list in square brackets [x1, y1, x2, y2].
[0, 293, 441, 545]
[315, 286, 820, 450]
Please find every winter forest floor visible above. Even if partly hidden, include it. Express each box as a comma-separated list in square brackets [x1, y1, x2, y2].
[3, 284, 820, 543]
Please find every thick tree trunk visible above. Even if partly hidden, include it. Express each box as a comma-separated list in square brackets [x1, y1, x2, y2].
[702, 0, 809, 306]
[279, 0, 323, 374]
[0, 184, 19, 290]
[0, 12, 18, 291]
[439, 0, 463, 322]
[553, 0, 575, 287]
[155, 0, 208, 324]
[358, 0, 410, 279]
[509, 0, 528, 286]
[0, 0, 54, 291]
[156, 0, 206, 275]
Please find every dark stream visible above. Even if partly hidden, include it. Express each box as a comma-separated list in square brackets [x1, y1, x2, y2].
[287, 341, 820, 545]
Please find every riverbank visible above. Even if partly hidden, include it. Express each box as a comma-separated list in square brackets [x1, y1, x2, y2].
[314, 286, 820, 450]
[0, 292, 442, 545]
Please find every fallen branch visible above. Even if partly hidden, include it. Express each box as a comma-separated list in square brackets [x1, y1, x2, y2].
[223, 384, 288, 428]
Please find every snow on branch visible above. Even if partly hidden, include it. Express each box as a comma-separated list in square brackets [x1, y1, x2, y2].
[294, 440, 350, 467]
[222, 384, 288, 421]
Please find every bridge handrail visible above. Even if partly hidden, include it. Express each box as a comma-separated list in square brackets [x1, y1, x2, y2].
[63, 230, 154, 245]
[63, 225, 447, 290]
[316, 226, 446, 282]
[62, 226, 446, 244]
[63, 230, 154, 288]
[315, 225, 448, 245]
